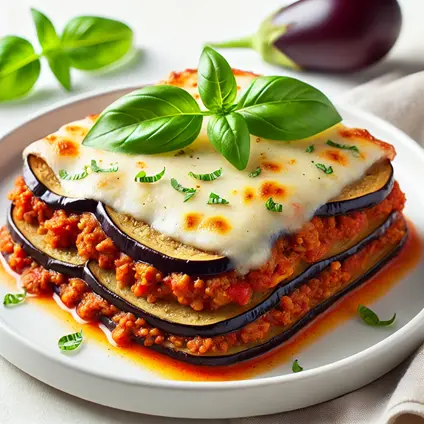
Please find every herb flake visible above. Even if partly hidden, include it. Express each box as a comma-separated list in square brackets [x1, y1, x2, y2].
[171, 178, 197, 202]
[135, 167, 166, 183]
[358, 305, 396, 327]
[59, 167, 89, 181]
[58, 329, 83, 351]
[207, 192, 229, 205]
[248, 167, 262, 178]
[3, 288, 27, 307]
[327, 140, 360, 157]
[305, 145, 314, 153]
[315, 163, 333, 174]
[90, 159, 119, 173]
[292, 359, 303, 373]
[189, 168, 222, 181]
[265, 197, 283, 212]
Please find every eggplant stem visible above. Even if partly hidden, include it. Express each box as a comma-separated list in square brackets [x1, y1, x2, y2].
[207, 36, 254, 49]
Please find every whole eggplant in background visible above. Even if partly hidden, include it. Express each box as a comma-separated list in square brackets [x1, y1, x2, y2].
[209, 0, 402, 73]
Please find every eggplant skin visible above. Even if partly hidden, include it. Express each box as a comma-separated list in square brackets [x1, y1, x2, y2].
[273, 0, 402, 72]
[7, 201, 402, 339]
[100, 226, 407, 366]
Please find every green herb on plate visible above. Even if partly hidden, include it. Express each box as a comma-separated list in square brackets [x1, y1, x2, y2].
[292, 359, 303, 373]
[248, 167, 262, 178]
[135, 168, 166, 183]
[3, 288, 27, 307]
[171, 178, 197, 202]
[58, 329, 84, 351]
[358, 305, 396, 327]
[189, 168, 223, 181]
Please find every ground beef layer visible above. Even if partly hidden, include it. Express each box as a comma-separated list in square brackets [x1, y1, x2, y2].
[0, 213, 407, 356]
[8, 178, 405, 312]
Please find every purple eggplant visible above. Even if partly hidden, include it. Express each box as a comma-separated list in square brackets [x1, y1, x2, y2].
[209, 0, 402, 72]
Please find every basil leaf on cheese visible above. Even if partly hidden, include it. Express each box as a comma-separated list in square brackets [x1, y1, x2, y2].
[315, 163, 333, 174]
[266, 197, 283, 212]
[90, 160, 119, 173]
[207, 192, 229, 205]
[358, 305, 396, 327]
[306, 145, 314, 153]
[236, 76, 342, 141]
[327, 140, 360, 157]
[82, 85, 203, 154]
[171, 178, 197, 202]
[59, 166, 89, 181]
[135, 167, 166, 183]
[207, 112, 250, 170]
[249, 167, 262, 178]
[189, 167, 222, 181]
[198, 46, 237, 113]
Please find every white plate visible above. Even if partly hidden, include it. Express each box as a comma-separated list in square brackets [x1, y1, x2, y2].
[0, 87, 423, 419]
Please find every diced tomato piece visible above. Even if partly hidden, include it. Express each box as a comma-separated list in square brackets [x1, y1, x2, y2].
[228, 282, 252, 306]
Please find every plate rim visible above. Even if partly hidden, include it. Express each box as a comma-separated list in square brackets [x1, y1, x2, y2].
[1, 84, 423, 390]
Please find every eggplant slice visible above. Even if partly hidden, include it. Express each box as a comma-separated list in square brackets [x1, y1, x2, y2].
[56, 218, 408, 366]
[7, 203, 402, 338]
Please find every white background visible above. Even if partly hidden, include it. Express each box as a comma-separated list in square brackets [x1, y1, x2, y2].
[1, 0, 424, 423]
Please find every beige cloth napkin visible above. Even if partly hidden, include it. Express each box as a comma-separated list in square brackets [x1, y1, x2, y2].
[2, 72, 424, 424]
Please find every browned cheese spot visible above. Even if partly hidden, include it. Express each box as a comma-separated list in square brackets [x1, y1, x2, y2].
[261, 160, 282, 172]
[243, 187, 256, 203]
[53, 137, 80, 157]
[183, 213, 203, 231]
[322, 149, 348, 166]
[201, 216, 232, 235]
[259, 181, 287, 200]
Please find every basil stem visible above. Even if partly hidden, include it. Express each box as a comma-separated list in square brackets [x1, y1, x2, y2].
[3, 288, 27, 307]
[58, 329, 84, 351]
[358, 305, 396, 327]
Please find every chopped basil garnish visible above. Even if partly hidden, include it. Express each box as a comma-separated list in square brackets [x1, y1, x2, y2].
[90, 159, 119, 173]
[358, 305, 396, 327]
[248, 167, 262, 178]
[265, 197, 283, 212]
[292, 359, 303, 373]
[59, 166, 89, 181]
[315, 163, 333, 174]
[189, 167, 222, 181]
[327, 140, 360, 157]
[135, 167, 166, 183]
[59, 160, 119, 181]
[305, 145, 314, 153]
[58, 329, 83, 351]
[207, 192, 229, 205]
[3, 288, 27, 307]
[171, 178, 197, 202]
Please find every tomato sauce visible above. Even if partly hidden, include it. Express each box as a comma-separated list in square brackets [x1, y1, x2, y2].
[0, 220, 421, 382]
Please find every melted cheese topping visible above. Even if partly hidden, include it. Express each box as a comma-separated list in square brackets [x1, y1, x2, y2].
[23, 70, 395, 273]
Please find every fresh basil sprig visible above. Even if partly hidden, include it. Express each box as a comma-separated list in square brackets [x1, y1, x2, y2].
[0, 9, 133, 101]
[83, 46, 342, 170]
[358, 305, 396, 327]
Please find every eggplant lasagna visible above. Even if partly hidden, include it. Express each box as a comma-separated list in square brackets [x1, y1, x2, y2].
[0, 70, 406, 365]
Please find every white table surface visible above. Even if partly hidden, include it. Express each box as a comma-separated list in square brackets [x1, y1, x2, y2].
[1, 0, 424, 422]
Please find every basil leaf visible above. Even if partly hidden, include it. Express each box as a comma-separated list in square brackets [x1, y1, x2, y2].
[198, 46, 237, 112]
[315, 163, 333, 174]
[90, 160, 119, 173]
[3, 288, 27, 307]
[292, 359, 303, 373]
[358, 305, 396, 327]
[61, 17, 133, 70]
[207, 112, 250, 170]
[58, 329, 83, 351]
[189, 167, 222, 181]
[249, 167, 261, 178]
[207, 192, 229, 205]
[31, 9, 72, 91]
[265, 197, 283, 212]
[171, 178, 197, 202]
[83, 85, 203, 154]
[327, 140, 360, 157]
[306, 145, 314, 153]
[0, 36, 40, 102]
[236, 76, 342, 140]
[135, 168, 166, 183]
